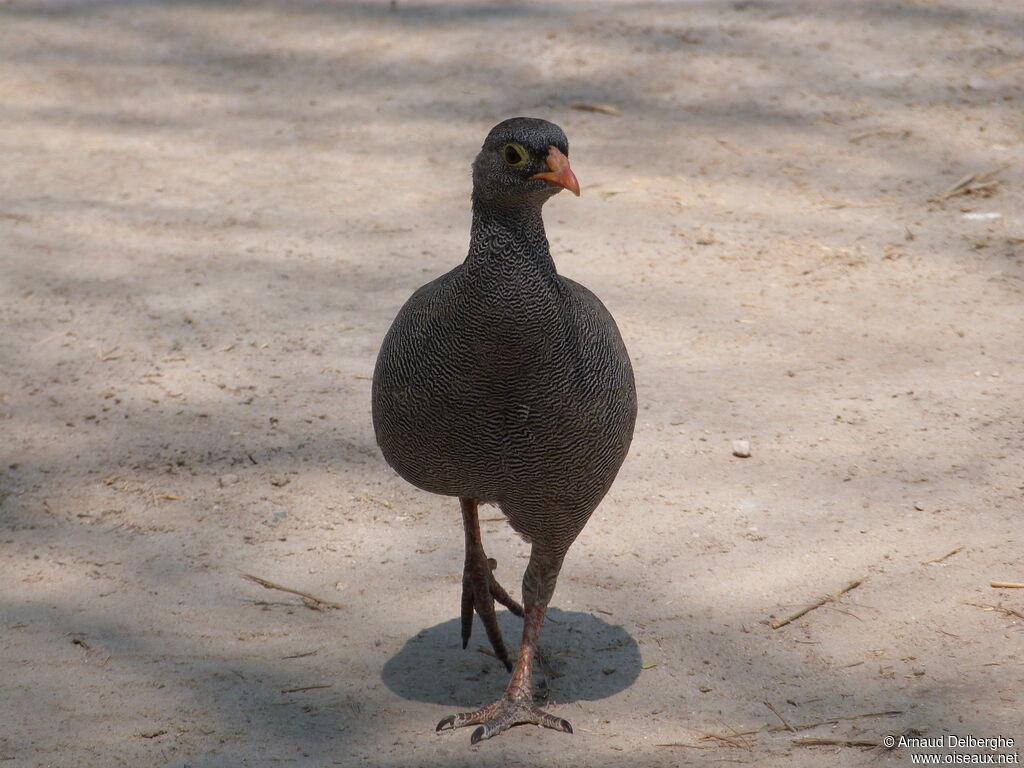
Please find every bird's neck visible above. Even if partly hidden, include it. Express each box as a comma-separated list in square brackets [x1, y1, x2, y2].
[465, 197, 556, 276]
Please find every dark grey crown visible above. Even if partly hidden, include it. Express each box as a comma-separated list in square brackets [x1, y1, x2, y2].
[472, 117, 571, 208]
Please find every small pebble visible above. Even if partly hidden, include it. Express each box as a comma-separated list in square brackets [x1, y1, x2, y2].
[732, 439, 751, 458]
[219, 473, 240, 487]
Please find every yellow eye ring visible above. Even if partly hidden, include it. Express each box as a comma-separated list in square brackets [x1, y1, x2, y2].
[501, 142, 529, 167]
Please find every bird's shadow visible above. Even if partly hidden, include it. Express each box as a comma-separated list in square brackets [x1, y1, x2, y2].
[381, 608, 641, 707]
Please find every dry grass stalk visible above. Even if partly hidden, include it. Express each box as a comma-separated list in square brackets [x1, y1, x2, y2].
[931, 165, 1009, 202]
[763, 700, 796, 732]
[281, 649, 320, 659]
[770, 578, 864, 629]
[700, 709, 904, 745]
[849, 128, 910, 143]
[701, 731, 750, 749]
[242, 573, 345, 611]
[922, 544, 964, 564]
[792, 737, 879, 748]
[569, 101, 622, 116]
[966, 601, 1024, 621]
[281, 684, 332, 694]
[656, 741, 708, 748]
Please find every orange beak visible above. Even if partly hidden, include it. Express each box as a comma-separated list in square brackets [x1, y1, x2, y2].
[529, 146, 581, 197]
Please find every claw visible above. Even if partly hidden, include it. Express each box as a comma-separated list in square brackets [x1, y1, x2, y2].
[470, 726, 485, 745]
[436, 715, 456, 732]
[460, 570, 474, 649]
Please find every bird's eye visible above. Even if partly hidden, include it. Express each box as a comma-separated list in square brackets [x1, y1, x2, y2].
[502, 143, 529, 166]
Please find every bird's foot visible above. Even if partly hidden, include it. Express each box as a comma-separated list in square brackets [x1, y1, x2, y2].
[462, 556, 524, 672]
[436, 695, 572, 744]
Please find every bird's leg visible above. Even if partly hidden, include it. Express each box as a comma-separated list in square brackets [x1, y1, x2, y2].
[459, 498, 524, 673]
[438, 545, 573, 744]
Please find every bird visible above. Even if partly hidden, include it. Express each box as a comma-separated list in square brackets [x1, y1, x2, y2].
[371, 117, 636, 743]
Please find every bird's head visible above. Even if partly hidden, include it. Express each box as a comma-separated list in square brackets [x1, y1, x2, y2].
[471, 117, 580, 210]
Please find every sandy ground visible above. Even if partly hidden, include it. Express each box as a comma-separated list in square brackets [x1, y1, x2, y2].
[2, 0, 1023, 766]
